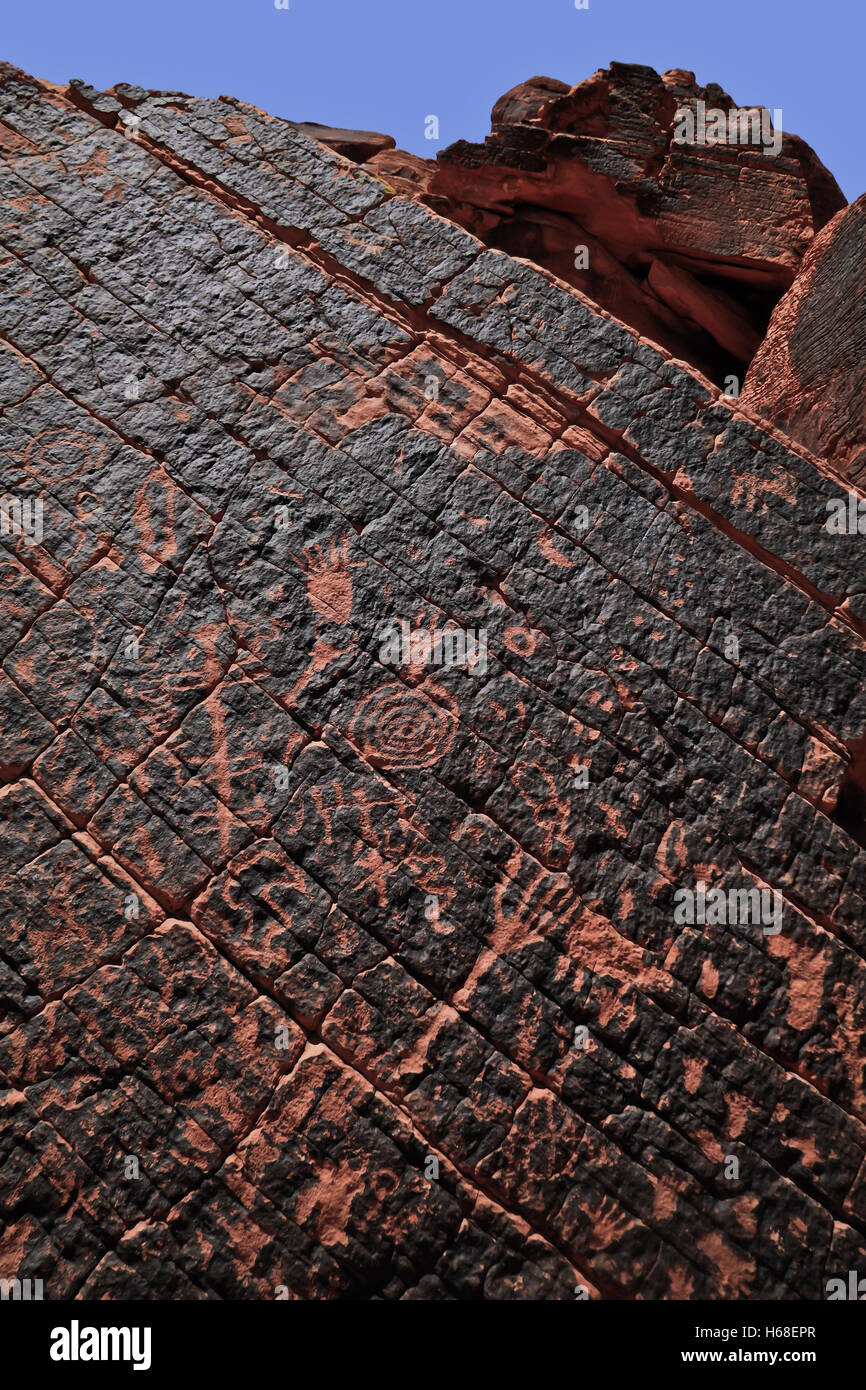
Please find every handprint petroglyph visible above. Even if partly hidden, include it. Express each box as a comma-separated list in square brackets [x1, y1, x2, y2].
[290, 535, 363, 626]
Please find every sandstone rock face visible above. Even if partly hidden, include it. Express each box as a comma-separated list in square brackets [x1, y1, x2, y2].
[1, 62, 865, 1302]
[288, 123, 395, 163]
[742, 195, 866, 486]
[370, 64, 845, 387]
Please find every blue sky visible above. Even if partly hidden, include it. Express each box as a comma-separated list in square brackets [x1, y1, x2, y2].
[3, 0, 862, 200]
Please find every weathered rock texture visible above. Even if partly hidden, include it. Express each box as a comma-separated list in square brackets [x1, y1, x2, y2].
[1, 61, 865, 1301]
[742, 194, 866, 486]
[370, 64, 846, 387]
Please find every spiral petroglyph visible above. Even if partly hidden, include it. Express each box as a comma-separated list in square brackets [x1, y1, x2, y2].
[347, 681, 458, 770]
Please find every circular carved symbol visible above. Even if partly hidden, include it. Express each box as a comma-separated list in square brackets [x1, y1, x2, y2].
[24, 429, 106, 485]
[503, 625, 538, 658]
[348, 682, 458, 770]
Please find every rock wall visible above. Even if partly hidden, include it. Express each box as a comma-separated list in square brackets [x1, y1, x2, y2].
[742, 195, 866, 486]
[370, 64, 846, 387]
[1, 62, 865, 1300]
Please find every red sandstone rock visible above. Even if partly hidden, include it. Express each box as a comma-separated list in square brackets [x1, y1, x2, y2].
[289, 123, 395, 163]
[742, 194, 866, 485]
[0, 60, 864, 1307]
[375, 64, 845, 386]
